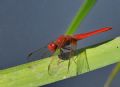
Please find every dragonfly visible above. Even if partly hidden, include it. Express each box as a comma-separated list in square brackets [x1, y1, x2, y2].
[28, 27, 112, 75]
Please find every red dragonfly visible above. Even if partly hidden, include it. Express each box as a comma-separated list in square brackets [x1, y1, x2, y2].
[28, 27, 112, 75]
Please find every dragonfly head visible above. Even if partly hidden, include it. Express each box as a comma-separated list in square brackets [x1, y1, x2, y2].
[48, 42, 57, 52]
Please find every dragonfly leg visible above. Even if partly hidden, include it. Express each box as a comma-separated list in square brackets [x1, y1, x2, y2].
[67, 58, 71, 73]
[58, 48, 63, 59]
[48, 64, 50, 74]
[57, 48, 65, 64]
[67, 39, 77, 73]
[48, 56, 55, 75]
[85, 51, 90, 71]
[67, 49, 74, 73]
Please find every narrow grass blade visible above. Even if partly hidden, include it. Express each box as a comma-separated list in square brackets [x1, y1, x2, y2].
[104, 62, 120, 87]
[65, 0, 97, 35]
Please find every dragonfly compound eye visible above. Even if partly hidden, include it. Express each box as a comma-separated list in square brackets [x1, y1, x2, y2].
[48, 42, 57, 52]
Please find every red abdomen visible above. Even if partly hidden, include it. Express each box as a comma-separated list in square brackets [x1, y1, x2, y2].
[73, 27, 112, 40]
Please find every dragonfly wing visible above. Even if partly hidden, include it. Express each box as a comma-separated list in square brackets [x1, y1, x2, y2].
[48, 49, 64, 75]
[48, 38, 72, 75]
[27, 45, 52, 62]
[76, 50, 90, 75]
[70, 39, 90, 75]
[67, 42, 77, 71]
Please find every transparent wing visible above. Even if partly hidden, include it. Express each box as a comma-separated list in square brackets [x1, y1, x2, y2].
[27, 45, 52, 62]
[48, 38, 71, 75]
[76, 50, 90, 75]
[48, 49, 62, 75]
[48, 50, 77, 76]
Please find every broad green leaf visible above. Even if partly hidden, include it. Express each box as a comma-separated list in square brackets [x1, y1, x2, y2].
[0, 37, 120, 87]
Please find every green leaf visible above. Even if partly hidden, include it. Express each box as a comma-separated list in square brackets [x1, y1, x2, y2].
[0, 37, 120, 87]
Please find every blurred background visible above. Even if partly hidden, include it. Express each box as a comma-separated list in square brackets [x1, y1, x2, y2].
[0, 0, 120, 87]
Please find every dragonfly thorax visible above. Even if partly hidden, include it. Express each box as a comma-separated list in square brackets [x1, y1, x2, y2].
[48, 35, 73, 52]
[55, 35, 72, 47]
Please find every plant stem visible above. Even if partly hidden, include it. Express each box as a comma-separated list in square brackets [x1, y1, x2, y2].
[104, 62, 120, 87]
[65, 0, 97, 35]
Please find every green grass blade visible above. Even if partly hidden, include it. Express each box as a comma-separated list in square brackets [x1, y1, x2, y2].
[0, 37, 120, 87]
[104, 62, 120, 87]
[65, 0, 97, 35]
